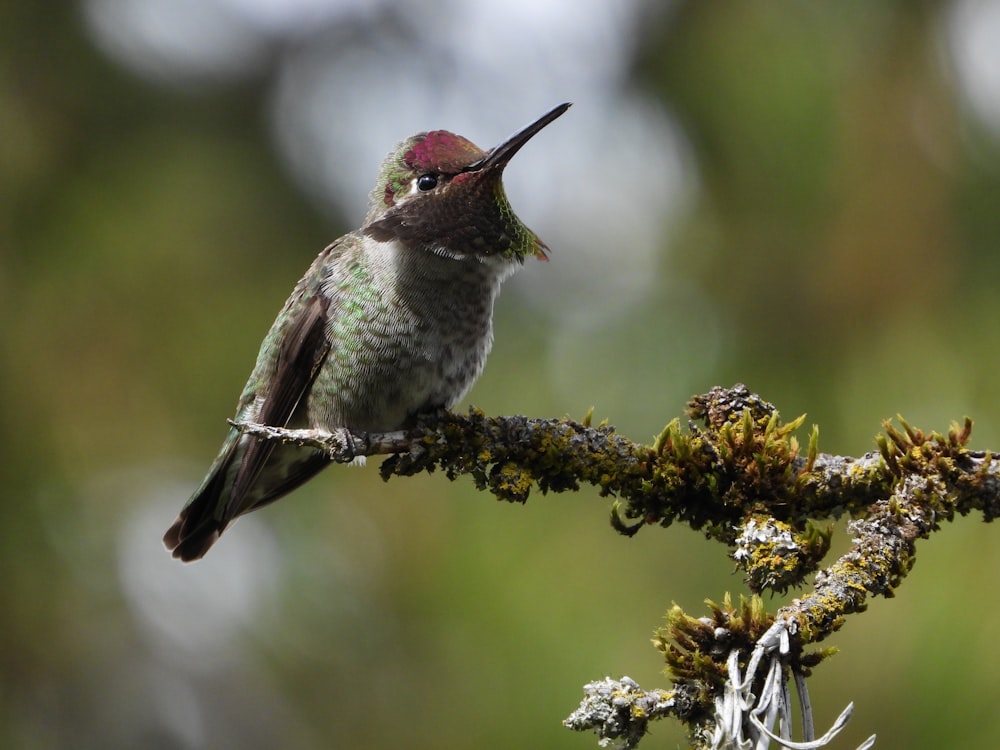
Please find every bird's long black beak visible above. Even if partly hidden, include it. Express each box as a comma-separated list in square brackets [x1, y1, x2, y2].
[469, 102, 572, 172]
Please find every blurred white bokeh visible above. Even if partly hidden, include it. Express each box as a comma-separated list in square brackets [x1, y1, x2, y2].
[945, 0, 1000, 138]
[117, 475, 281, 670]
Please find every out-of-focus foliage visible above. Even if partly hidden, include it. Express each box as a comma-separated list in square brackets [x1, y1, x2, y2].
[3, 1, 1000, 748]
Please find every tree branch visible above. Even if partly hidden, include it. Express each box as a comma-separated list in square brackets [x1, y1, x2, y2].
[231, 384, 1000, 749]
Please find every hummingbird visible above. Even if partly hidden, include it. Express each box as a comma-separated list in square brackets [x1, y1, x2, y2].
[164, 102, 571, 561]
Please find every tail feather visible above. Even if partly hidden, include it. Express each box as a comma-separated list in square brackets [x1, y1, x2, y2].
[164, 433, 333, 562]
[163, 465, 230, 561]
[163, 509, 225, 562]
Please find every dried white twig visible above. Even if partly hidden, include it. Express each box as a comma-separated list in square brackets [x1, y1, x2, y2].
[708, 619, 876, 750]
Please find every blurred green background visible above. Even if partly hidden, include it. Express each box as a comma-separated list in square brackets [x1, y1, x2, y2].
[4, 1, 1000, 748]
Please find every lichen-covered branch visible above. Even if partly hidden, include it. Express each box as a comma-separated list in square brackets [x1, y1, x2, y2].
[232, 384, 1000, 749]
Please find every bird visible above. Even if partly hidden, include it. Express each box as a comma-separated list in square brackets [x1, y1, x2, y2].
[163, 103, 571, 561]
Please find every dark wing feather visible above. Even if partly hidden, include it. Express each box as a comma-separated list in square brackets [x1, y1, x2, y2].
[225, 294, 331, 518]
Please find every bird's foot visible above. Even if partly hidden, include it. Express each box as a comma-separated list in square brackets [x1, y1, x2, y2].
[329, 427, 365, 464]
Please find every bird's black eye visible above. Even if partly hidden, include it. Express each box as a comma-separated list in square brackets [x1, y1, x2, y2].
[416, 174, 438, 191]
